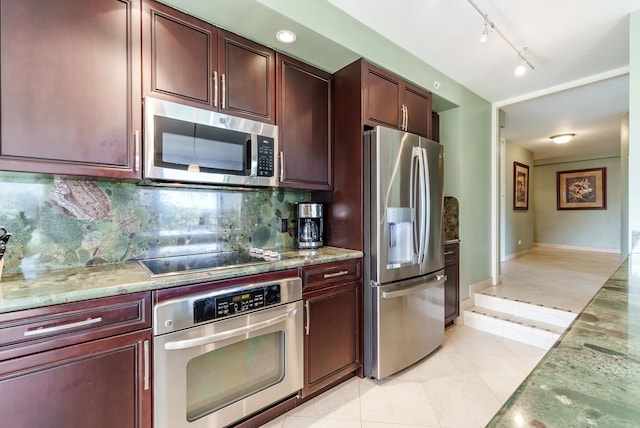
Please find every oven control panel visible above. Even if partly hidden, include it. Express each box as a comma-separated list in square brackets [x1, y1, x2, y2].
[193, 284, 281, 323]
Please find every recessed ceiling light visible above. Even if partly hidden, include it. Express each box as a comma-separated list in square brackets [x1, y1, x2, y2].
[276, 30, 296, 44]
[550, 133, 575, 144]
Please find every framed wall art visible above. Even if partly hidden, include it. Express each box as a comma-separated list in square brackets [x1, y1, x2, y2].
[513, 161, 529, 210]
[556, 167, 606, 210]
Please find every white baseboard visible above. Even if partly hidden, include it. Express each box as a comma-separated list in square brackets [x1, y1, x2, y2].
[501, 248, 534, 262]
[534, 242, 620, 254]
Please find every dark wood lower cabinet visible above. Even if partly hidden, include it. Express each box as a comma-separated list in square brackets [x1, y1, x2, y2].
[0, 329, 151, 428]
[300, 259, 362, 398]
[444, 242, 460, 327]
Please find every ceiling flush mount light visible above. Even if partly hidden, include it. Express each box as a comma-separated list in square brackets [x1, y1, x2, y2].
[466, 0, 535, 75]
[276, 30, 296, 44]
[550, 133, 575, 144]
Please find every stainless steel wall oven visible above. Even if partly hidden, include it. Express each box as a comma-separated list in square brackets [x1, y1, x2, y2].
[153, 274, 303, 428]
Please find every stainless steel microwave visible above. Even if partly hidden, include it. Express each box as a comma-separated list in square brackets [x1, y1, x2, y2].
[143, 97, 279, 187]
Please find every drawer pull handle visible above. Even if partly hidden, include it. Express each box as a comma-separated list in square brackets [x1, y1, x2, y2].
[444, 251, 454, 256]
[23, 317, 103, 337]
[323, 270, 349, 279]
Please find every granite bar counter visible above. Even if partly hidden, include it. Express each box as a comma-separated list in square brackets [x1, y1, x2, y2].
[487, 254, 640, 427]
[0, 246, 362, 314]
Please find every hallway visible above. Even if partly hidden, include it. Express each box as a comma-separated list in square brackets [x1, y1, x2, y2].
[262, 247, 622, 427]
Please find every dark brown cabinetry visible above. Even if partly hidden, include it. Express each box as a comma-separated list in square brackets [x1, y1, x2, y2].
[300, 259, 362, 398]
[431, 111, 440, 142]
[277, 54, 332, 190]
[0, 292, 152, 428]
[0, 0, 142, 178]
[365, 62, 432, 138]
[444, 242, 460, 326]
[143, 0, 276, 123]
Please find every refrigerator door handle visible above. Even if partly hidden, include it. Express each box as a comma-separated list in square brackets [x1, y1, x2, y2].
[380, 275, 447, 299]
[415, 147, 429, 264]
[419, 147, 431, 264]
[410, 147, 420, 259]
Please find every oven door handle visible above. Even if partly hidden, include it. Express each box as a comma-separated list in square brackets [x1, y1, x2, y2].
[163, 308, 298, 351]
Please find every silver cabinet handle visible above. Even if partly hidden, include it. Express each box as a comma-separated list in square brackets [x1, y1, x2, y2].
[444, 251, 455, 256]
[404, 104, 409, 130]
[221, 73, 226, 109]
[305, 300, 310, 335]
[143, 339, 150, 391]
[213, 70, 218, 107]
[323, 270, 349, 279]
[164, 308, 297, 350]
[23, 317, 103, 337]
[134, 130, 140, 172]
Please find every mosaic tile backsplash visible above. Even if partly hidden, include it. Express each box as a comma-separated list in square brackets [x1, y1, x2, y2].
[0, 172, 310, 275]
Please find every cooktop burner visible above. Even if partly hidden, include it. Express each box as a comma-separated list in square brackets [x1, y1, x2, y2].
[138, 249, 285, 277]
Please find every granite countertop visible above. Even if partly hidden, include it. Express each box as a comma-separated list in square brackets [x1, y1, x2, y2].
[487, 254, 640, 427]
[0, 246, 363, 314]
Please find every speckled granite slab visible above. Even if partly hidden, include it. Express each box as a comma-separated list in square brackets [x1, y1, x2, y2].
[487, 254, 640, 427]
[0, 246, 362, 313]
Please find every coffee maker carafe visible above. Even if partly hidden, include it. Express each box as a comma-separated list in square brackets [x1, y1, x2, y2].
[296, 203, 323, 249]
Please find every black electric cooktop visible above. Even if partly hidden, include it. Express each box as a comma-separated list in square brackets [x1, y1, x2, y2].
[138, 249, 286, 277]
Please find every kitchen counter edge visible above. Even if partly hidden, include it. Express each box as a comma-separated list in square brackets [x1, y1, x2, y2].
[0, 247, 363, 314]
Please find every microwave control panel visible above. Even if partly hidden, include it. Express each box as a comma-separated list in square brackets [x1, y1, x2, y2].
[256, 136, 275, 177]
[193, 284, 281, 323]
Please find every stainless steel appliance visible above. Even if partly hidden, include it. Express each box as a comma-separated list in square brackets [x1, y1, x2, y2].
[364, 126, 446, 380]
[153, 276, 303, 428]
[143, 96, 279, 187]
[296, 202, 324, 249]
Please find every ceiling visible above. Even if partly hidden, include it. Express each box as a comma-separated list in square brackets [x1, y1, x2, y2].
[165, 0, 640, 159]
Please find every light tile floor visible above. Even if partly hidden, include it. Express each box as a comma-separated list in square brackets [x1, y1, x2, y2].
[261, 248, 621, 428]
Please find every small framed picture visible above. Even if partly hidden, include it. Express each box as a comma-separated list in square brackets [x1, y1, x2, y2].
[557, 167, 606, 210]
[513, 162, 529, 210]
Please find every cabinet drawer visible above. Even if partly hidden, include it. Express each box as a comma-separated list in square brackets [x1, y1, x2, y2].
[301, 259, 361, 291]
[444, 243, 459, 262]
[0, 292, 151, 361]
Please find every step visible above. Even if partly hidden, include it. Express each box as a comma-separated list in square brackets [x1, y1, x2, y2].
[464, 306, 565, 349]
[474, 291, 577, 328]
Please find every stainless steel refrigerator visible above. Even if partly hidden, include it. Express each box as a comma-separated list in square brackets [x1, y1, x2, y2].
[364, 126, 446, 380]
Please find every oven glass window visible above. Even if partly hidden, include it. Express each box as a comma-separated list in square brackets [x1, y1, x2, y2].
[185, 331, 285, 422]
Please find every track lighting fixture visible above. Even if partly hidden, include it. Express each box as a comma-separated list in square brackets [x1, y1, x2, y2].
[467, 0, 535, 75]
[478, 16, 490, 43]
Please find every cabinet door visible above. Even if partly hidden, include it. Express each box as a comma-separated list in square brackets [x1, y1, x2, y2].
[219, 30, 276, 124]
[0, 0, 142, 178]
[364, 63, 402, 129]
[431, 111, 440, 142]
[0, 330, 151, 428]
[403, 82, 432, 138]
[143, 0, 216, 108]
[444, 243, 460, 326]
[277, 54, 332, 190]
[303, 281, 359, 396]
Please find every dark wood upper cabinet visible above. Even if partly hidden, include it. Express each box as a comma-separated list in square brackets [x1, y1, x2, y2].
[277, 54, 332, 190]
[143, 0, 216, 107]
[143, 0, 275, 124]
[432, 111, 440, 142]
[364, 62, 432, 138]
[220, 30, 276, 123]
[0, 0, 142, 178]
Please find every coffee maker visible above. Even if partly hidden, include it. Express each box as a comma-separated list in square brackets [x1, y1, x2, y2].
[296, 202, 324, 249]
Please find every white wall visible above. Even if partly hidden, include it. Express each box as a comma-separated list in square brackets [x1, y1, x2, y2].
[533, 154, 621, 251]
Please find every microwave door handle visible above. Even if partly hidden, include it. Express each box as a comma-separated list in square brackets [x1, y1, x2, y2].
[163, 308, 298, 351]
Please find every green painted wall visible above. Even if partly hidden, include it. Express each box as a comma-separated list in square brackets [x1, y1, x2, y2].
[504, 143, 535, 257]
[629, 10, 640, 254]
[533, 154, 621, 250]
